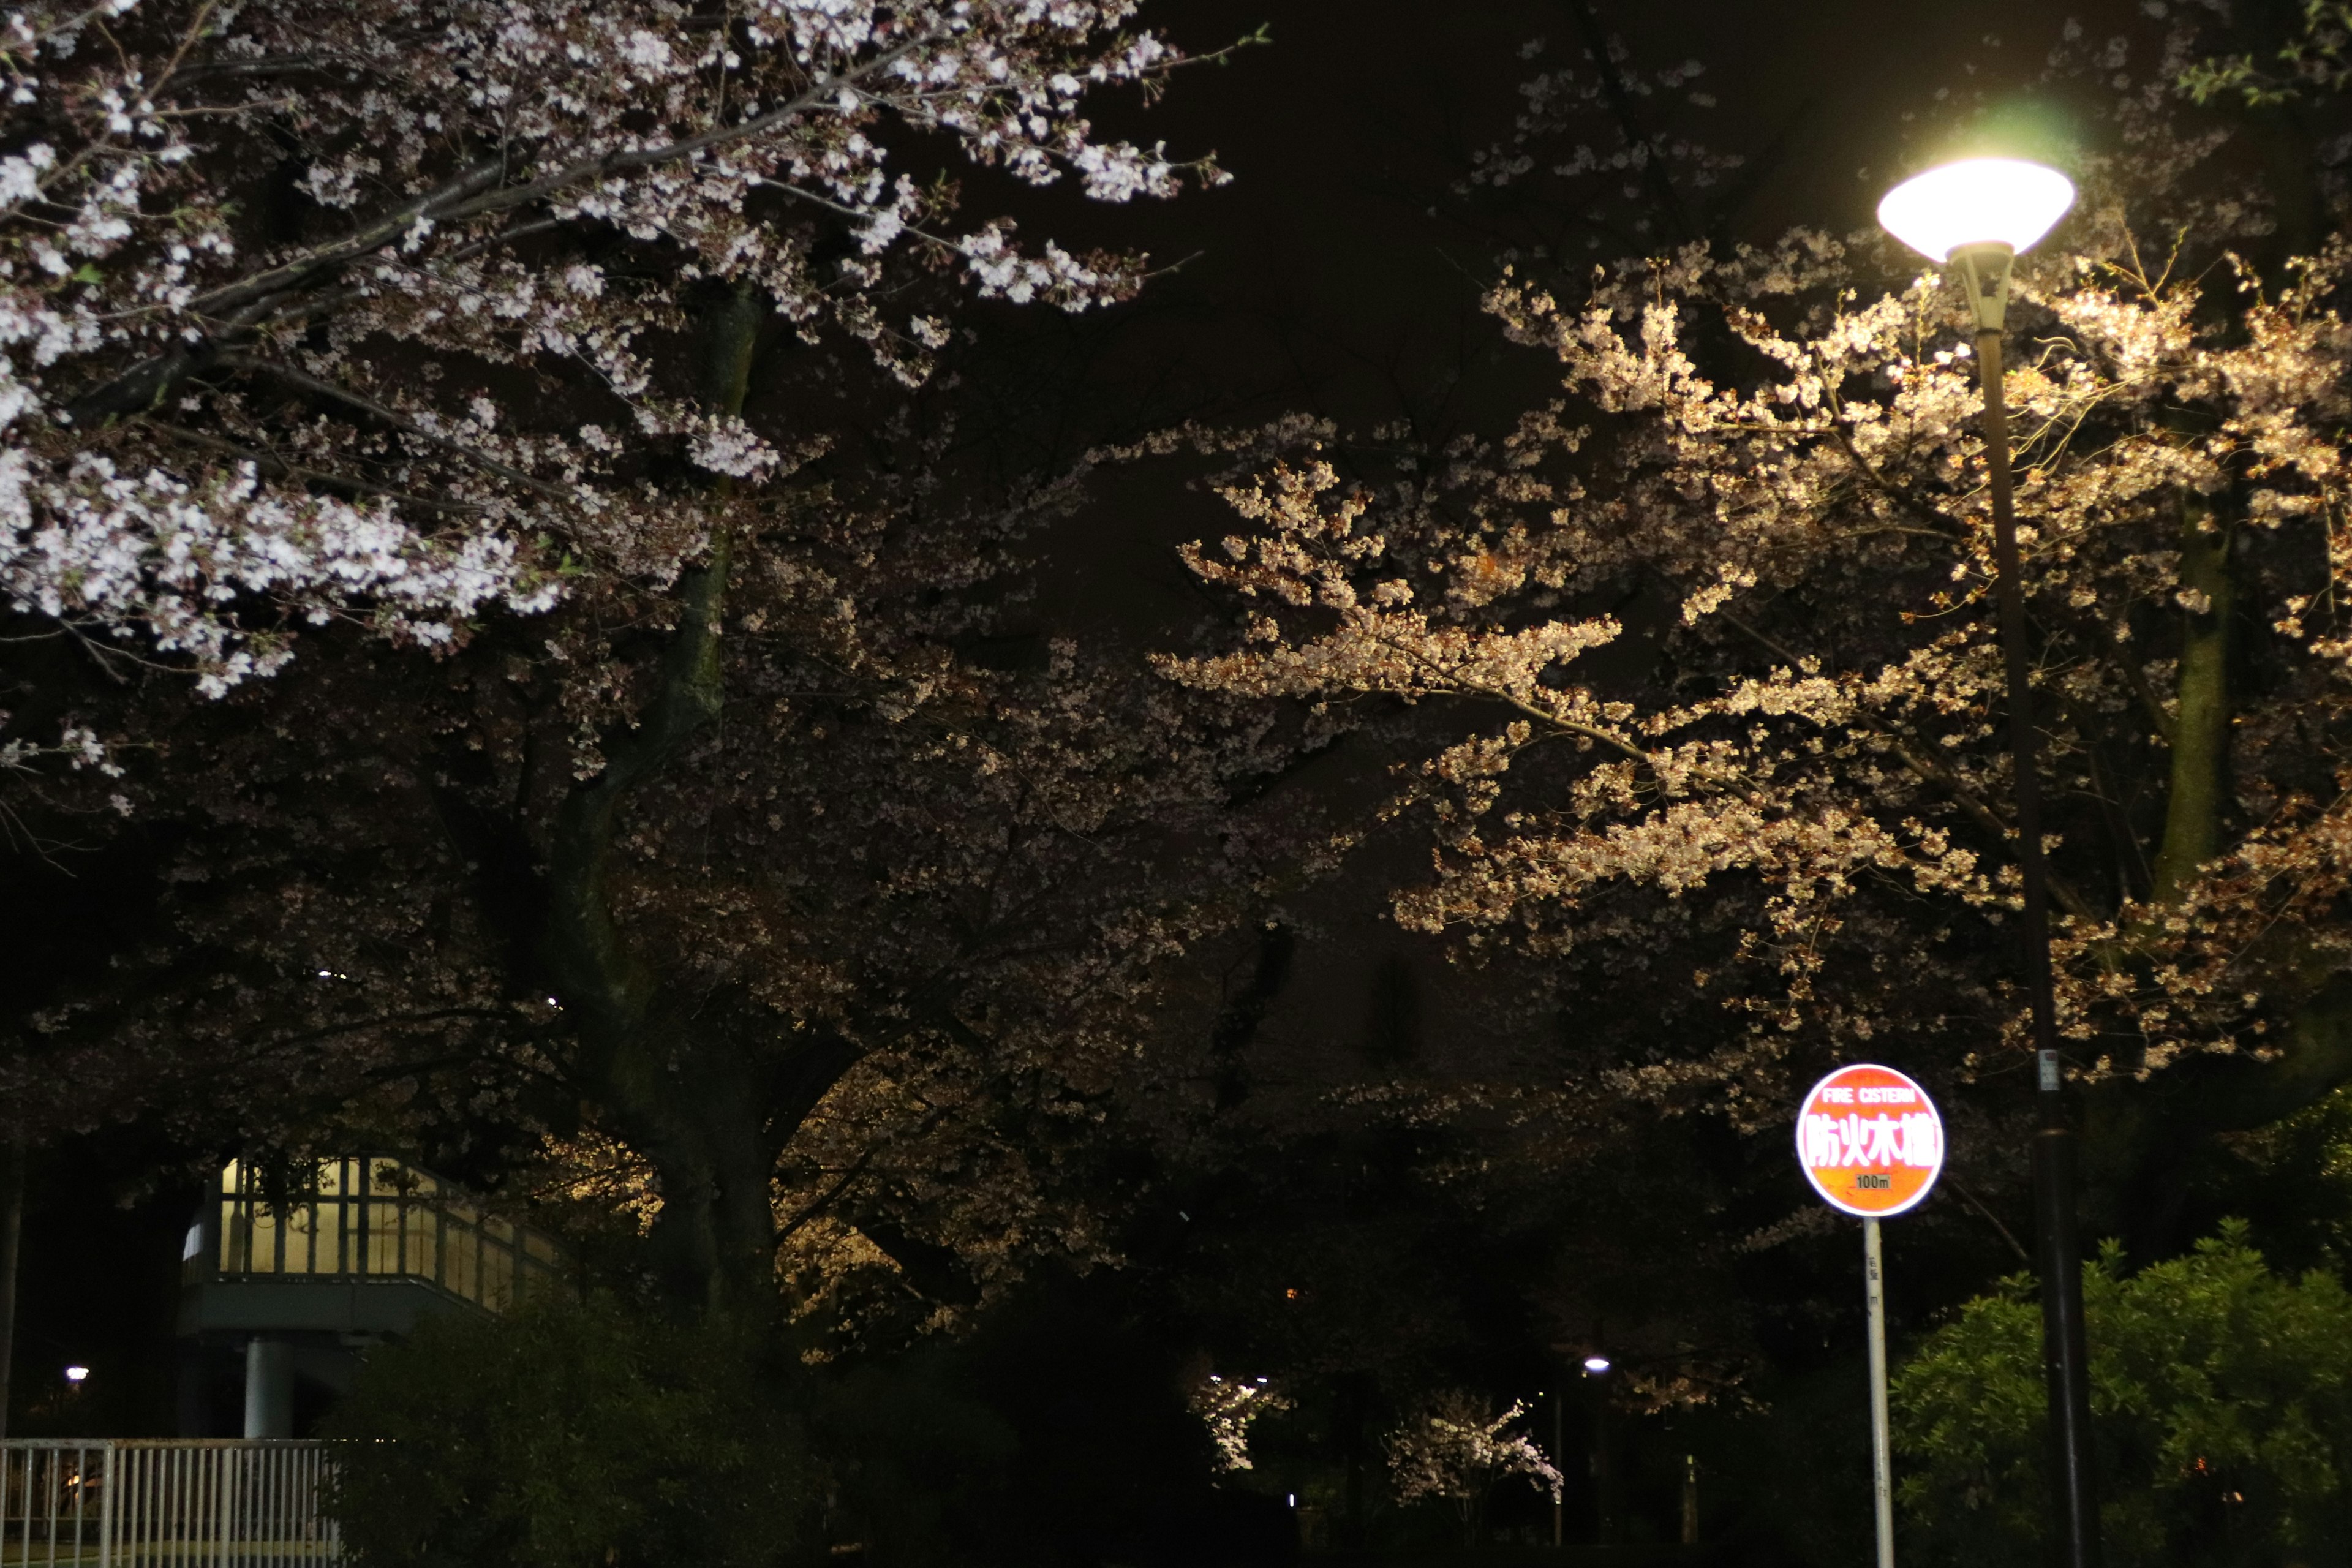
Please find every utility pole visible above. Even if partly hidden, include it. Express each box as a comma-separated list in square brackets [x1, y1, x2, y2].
[0, 1137, 24, 1441]
[1592, 1378, 1616, 1545]
[1552, 1389, 1564, 1548]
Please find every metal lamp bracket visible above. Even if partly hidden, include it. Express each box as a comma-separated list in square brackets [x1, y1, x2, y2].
[1951, 242, 2015, 333]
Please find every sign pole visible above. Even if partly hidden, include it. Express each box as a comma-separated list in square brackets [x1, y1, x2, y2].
[1865, 1218, 1894, 1568]
[1795, 1062, 1944, 1568]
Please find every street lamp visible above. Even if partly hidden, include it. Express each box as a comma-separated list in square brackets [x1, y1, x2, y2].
[1578, 1352, 1618, 1544]
[1879, 156, 2101, 1568]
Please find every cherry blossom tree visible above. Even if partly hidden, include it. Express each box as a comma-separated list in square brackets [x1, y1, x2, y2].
[0, 0, 1297, 1321]
[12, 410, 1319, 1321]
[1386, 1391, 1561, 1545]
[0, 0, 1225, 709]
[1186, 1369, 1291, 1472]
[1161, 18, 2352, 1248]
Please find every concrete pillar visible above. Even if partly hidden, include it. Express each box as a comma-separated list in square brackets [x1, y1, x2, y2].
[242, 1336, 293, 1438]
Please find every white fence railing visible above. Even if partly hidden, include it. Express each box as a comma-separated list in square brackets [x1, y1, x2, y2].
[1, 1442, 339, 1568]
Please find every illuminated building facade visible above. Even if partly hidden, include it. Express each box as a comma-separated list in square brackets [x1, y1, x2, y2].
[177, 1156, 567, 1436]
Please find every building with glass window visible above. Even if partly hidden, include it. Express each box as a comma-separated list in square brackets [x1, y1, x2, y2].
[177, 1156, 568, 1437]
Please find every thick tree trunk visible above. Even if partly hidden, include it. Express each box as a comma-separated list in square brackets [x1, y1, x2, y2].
[2090, 494, 2240, 1247]
[2084, 491, 2352, 1251]
[537, 284, 862, 1315]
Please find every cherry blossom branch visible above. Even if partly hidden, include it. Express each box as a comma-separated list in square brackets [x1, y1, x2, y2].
[274, 216, 575, 332]
[1716, 608, 2097, 921]
[140, 418, 487, 514]
[183, 157, 511, 320]
[1365, 629, 1652, 769]
[76, 41, 925, 423]
[773, 1093, 969, 1245]
[1826, 420, 1967, 538]
[212, 353, 575, 502]
[2082, 609, 2179, 748]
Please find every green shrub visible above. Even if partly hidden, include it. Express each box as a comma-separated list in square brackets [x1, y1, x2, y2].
[323, 1296, 816, 1568]
[1894, 1222, 2352, 1566]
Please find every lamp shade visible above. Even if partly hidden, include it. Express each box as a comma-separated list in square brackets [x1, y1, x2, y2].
[1877, 157, 2075, 262]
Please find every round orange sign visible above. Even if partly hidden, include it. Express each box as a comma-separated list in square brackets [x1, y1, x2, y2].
[1795, 1063, 1945, 1218]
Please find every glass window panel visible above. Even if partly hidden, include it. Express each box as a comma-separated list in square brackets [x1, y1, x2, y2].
[201, 1156, 565, 1292]
[368, 1202, 402, 1275]
[219, 1200, 244, 1272]
[247, 1205, 279, 1274]
[281, 1205, 311, 1274]
[402, 1205, 438, 1284]
[481, 1242, 514, 1311]
[310, 1201, 344, 1274]
[445, 1227, 477, 1302]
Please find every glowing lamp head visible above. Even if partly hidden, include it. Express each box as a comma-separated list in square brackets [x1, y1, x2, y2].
[1876, 157, 2076, 263]
[1581, 1354, 1612, 1374]
[63, 1366, 88, 1384]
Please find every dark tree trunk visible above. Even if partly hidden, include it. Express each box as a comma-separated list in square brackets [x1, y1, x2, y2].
[533, 284, 863, 1315]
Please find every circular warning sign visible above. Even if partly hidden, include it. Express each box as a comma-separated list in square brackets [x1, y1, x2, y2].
[1795, 1063, 1945, 1218]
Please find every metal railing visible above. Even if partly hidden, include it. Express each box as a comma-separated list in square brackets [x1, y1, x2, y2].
[1, 1442, 339, 1568]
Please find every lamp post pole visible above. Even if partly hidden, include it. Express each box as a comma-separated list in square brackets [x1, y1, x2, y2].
[1552, 1390, 1564, 1549]
[1956, 239, 2103, 1568]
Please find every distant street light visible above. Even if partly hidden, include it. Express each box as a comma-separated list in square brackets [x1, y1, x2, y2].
[1580, 1354, 1611, 1374]
[62, 1366, 88, 1384]
[1878, 155, 2100, 1568]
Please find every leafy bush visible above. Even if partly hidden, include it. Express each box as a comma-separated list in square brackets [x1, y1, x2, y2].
[323, 1297, 816, 1568]
[1895, 1223, 2352, 1565]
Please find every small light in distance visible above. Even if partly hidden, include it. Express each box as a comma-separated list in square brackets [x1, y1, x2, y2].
[1581, 1354, 1612, 1374]
[64, 1366, 89, 1383]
